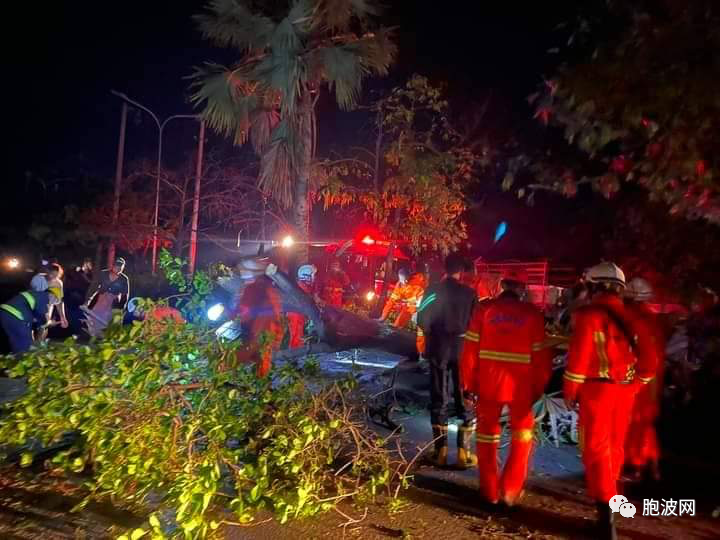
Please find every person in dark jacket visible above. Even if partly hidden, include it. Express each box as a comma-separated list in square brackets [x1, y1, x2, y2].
[417, 253, 477, 467]
[0, 289, 58, 353]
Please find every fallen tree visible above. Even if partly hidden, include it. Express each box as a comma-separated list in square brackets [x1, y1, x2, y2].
[217, 260, 420, 361]
[0, 318, 408, 539]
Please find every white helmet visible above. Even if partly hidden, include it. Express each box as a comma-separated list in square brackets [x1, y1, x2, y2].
[625, 277, 653, 302]
[297, 264, 317, 282]
[585, 262, 626, 288]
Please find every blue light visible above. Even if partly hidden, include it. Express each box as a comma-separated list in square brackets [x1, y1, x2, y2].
[494, 221, 508, 243]
[207, 303, 225, 321]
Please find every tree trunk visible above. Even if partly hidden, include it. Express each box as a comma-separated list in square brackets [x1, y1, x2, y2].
[293, 90, 313, 264]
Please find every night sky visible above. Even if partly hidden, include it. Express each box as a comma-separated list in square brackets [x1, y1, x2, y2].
[4, 0, 585, 260]
[7, 1, 572, 174]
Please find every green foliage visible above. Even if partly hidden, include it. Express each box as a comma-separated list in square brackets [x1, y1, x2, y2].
[316, 75, 479, 255]
[0, 320, 406, 538]
[524, 1, 720, 223]
[191, 0, 396, 209]
[159, 249, 214, 320]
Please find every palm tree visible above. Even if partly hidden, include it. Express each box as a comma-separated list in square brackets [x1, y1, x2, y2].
[191, 0, 396, 261]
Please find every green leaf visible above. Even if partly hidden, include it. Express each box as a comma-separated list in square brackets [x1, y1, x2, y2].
[20, 452, 33, 467]
[149, 514, 161, 529]
[130, 528, 147, 540]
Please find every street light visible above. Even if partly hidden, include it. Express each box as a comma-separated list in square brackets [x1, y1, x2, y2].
[111, 90, 201, 274]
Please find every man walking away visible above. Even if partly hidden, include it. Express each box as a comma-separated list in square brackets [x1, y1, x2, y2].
[417, 254, 477, 468]
[623, 277, 665, 482]
[460, 269, 552, 505]
[563, 262, 657, 540]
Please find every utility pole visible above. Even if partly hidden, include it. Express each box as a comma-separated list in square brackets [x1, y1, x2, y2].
[110, 90, 198, 275]
[108, 102, 128, 268]
[188, 120, 206, 275]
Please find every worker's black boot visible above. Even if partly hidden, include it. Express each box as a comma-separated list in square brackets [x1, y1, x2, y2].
[595, 503, 618, 540]
[428, 424, 448, 467]
[456, 421, 478, 470]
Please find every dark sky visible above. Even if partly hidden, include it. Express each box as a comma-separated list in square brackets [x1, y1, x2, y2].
[6, 1, 572, 177]
[3, 0, 585, 259]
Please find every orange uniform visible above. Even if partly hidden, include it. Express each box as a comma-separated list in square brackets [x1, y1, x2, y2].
[563, 293, 657, 504]
[624, 300, 665, 473]
[234, 277, 283, 377]
[287, 281, 314, 348]
[321, 269, 350, 308]
[381, 273, 426, 328]
[460, 291, 552, 503]
[147, 306, 185, 324]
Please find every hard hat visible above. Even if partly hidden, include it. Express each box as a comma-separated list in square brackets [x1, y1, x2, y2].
[297, 264, 317, 282]
[30, 274, 49, 292]
[625, 277, 653, 301]
[585, 262, 626, 287]
[127, 297, 142, 313]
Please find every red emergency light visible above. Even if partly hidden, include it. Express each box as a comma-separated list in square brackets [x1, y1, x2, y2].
[361, 235, 375, 245]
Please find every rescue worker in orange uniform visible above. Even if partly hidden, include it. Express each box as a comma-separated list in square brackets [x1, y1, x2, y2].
[126, 297, 185, 332]
[623, 277, 665, 482]
[231, 258, 284, 377]
[321, 260, 350, 308]
[417, 254, 477, 468]
[563, 262, 657, 540]
[287, 264, 317, 348]
[460, 269, 552, 505]
[380, 269, 426, 329]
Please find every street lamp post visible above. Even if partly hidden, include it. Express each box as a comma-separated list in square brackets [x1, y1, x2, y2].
[110, 90, 200, 274]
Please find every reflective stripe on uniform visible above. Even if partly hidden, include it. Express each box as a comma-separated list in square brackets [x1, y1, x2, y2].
[416, 328, 424, 337]
[512, 429, 534, 443]
[531, 342, 545, 351]
[638, 375, 654, 384]
[563, 370, 586, 383]
[418, 293, 436, 312]
[476, 433, 502, 444]
[477, 349, 531, 364]
[0, 304, 24, 321]
[464, 330, 480, 342]
[593, 331, 610, 378]
[20, 292, 36, 310]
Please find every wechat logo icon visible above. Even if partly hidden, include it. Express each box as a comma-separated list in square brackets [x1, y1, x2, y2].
[609, 495, 636, 518]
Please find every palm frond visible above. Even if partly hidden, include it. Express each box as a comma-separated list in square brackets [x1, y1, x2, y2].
[195, 0, 275, 51]
[259, 131, 294, 207]
[250, 109, 281, 154]
[189, 63, 261, 145]
[316, 0, 378, 31]
[316, 28, 396, 110]
[354, 27, 397, 76]
[318, 45, 366, 110]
